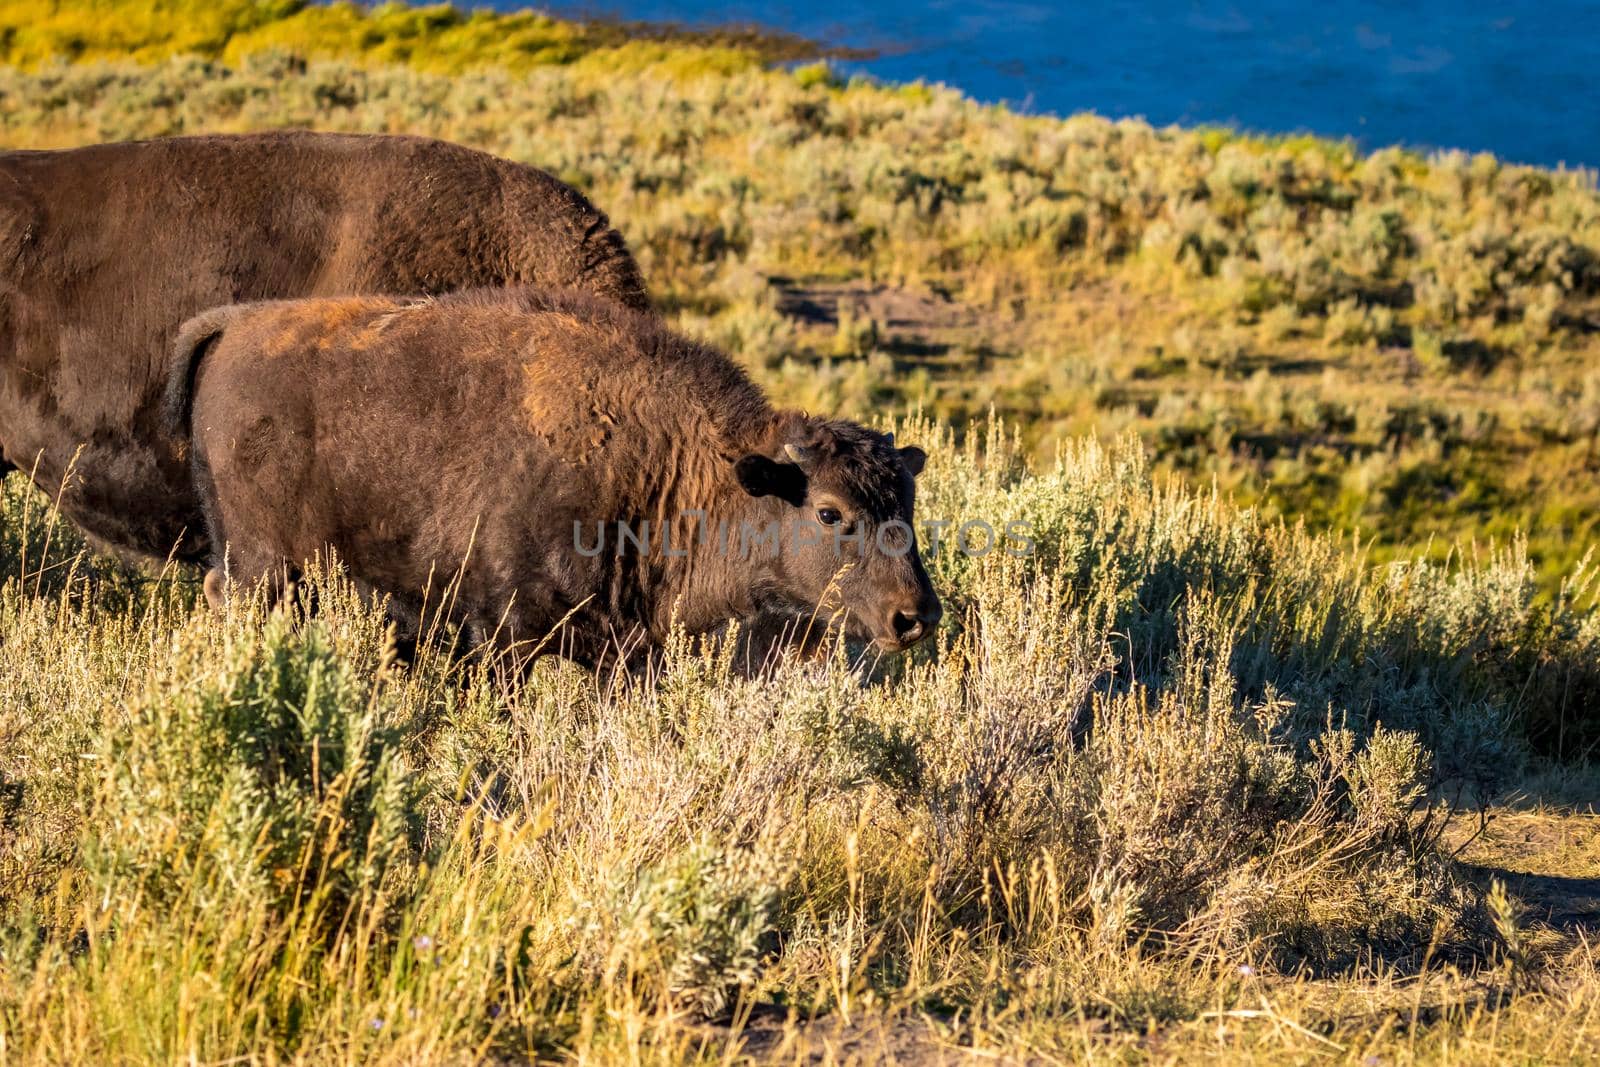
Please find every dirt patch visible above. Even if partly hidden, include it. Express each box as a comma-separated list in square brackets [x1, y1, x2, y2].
[773, 280, 982, 336]
[1451, 809, 1600, 931]
[717, 1010, 1009, 1065]
[769, 278, 1013, 372]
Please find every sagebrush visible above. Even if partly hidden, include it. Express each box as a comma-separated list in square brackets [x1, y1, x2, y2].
[1, 426, 1594, 1061]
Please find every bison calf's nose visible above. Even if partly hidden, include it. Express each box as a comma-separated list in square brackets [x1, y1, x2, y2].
[891, 600, 943, 647]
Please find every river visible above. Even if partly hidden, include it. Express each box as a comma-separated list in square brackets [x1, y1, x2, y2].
[548, 0, 1599, 167]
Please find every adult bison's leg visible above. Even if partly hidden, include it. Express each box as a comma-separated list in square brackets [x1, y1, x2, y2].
[348, 575, 423, 664]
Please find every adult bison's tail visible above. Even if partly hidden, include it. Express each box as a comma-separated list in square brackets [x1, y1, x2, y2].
[163, 306, 237, 442]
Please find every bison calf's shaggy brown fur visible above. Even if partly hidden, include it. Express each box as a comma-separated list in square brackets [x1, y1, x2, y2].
[167, 289, 941, 668]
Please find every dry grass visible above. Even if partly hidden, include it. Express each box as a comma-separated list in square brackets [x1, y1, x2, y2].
[1, 427, 1596, 1063]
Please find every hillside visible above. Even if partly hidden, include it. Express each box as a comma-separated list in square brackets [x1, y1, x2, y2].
[1, 4, 1599, 1062]
[4, 0, 1598, 589]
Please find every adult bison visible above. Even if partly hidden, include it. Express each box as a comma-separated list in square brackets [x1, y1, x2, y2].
[166, 287, 942, 666]
[0, 131, 647, 563]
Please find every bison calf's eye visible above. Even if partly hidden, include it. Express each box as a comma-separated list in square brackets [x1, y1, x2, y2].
[817, 507, 843, 527]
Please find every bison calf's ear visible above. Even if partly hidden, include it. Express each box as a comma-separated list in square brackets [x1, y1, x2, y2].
[899, 446, 927, 477]
[735, 455, 807, 507]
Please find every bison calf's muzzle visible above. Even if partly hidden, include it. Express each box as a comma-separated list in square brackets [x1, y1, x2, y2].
[888, 596, 943, 650]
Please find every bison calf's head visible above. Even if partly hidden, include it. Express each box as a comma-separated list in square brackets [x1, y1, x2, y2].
[734, 421, 942, 652]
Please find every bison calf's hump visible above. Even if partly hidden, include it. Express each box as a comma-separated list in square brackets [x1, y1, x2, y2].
[178, 285, 942, 669]
[0, 131, 649, 565]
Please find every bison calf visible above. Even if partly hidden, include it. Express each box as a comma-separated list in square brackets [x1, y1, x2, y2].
[167, 288, 941, 667]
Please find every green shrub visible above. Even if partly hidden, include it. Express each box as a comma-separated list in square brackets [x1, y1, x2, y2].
[0, 418, 1586, 1059]
[86, 614, 419, 924]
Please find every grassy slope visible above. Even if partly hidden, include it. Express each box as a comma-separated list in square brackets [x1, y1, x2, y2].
[1, 3, 1599, 1061]
[9, 1, 1599, 593]
[4, 4, 1600, 591]
[0, 0, 826, 74]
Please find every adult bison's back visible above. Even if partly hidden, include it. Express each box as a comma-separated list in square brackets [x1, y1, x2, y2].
[0, 131, 648, 562]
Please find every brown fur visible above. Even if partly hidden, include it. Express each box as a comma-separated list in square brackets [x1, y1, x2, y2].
[0, 131, 648, 562]
[171, 288, 941, 668]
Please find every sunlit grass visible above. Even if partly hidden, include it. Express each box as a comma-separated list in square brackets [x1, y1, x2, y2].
[1, 426, 1595, 1062]
[2, 29, 1596, 591]
[0, 0, 812, 75]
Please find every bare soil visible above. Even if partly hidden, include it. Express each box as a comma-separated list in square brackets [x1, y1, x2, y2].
[1453, 808, 1600, 931]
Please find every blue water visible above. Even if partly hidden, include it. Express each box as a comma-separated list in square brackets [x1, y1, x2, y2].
[547, 1, 1600, 168]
